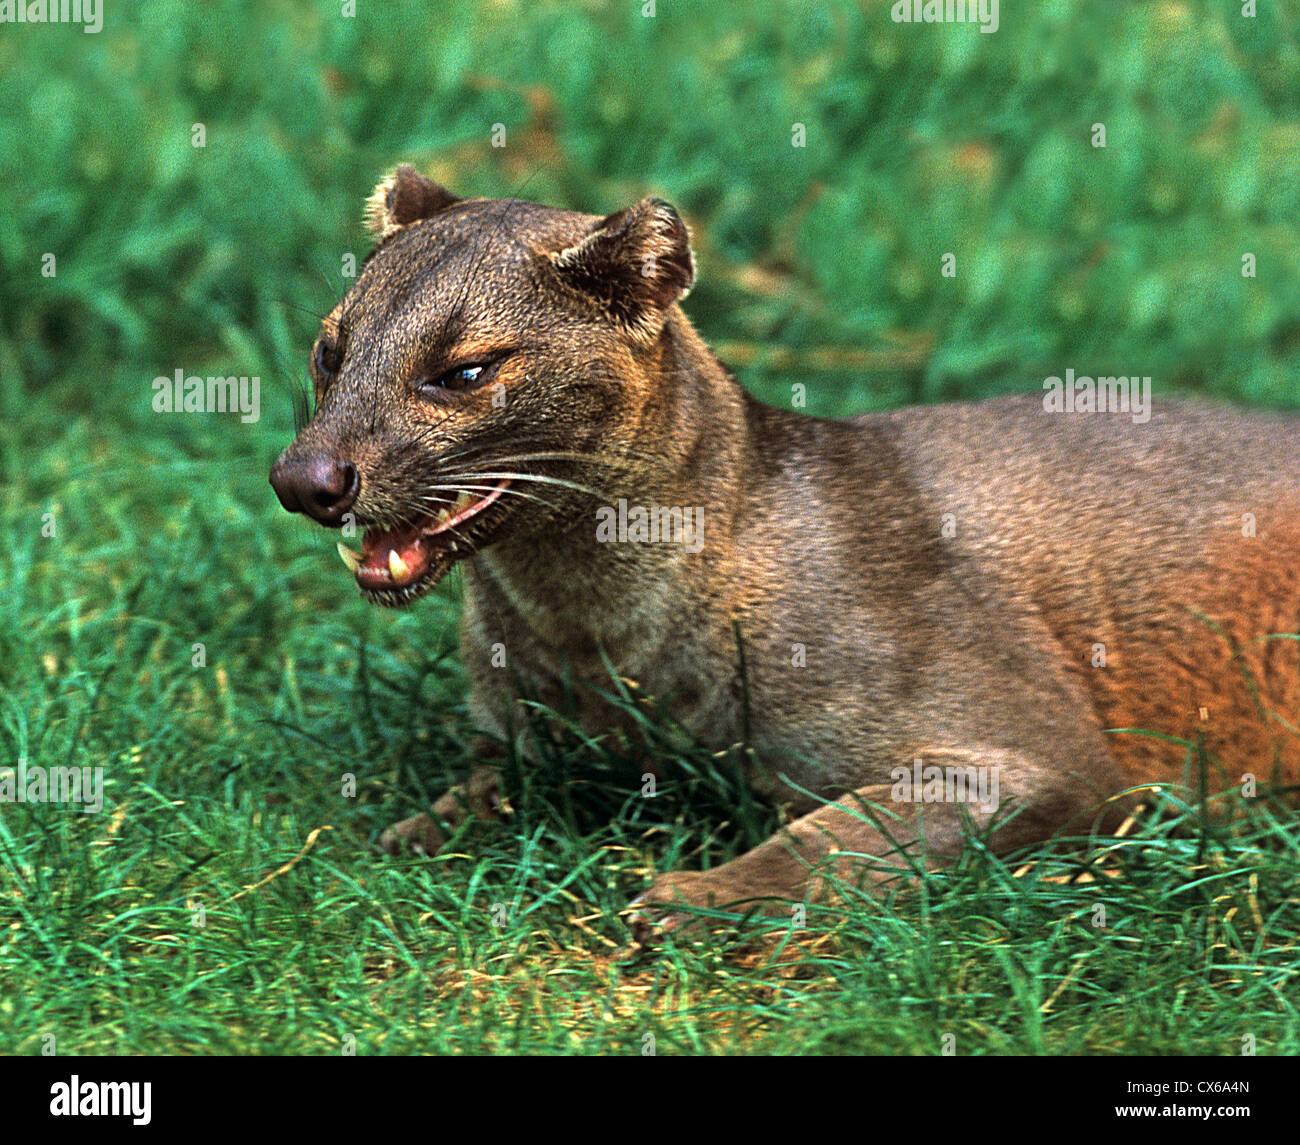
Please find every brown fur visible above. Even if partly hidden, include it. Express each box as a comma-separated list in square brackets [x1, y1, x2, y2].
[269, 166, 1300, 938]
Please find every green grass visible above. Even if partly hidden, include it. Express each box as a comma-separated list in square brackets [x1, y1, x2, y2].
[3, 460, 1299, 1053]
[3, 0, 1300, 1054]
[3, 608, 1299, 1055]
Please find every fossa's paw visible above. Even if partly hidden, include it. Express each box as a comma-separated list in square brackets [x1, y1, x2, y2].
[377, 767, 508, 858]
[377, 812, 447, 857]
[625, 869, 779, 945]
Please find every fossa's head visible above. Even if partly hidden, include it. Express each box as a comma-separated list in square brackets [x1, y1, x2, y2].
[269, 165, 694, 606]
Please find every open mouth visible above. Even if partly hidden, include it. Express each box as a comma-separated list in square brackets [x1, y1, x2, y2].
[336, 478, 512, 607]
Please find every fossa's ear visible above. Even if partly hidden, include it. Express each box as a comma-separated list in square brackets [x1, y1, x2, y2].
[549, 197, 695, 342]
[364, 165, 460, 239]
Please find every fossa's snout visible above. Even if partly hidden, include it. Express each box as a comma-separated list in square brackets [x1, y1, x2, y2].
[269, 451, 358, 526]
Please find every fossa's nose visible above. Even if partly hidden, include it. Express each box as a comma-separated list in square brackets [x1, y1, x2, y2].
[269, 453, 359, 525]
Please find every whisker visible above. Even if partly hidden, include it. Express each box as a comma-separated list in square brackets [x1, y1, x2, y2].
[456, 450, 642, 471]
[410, 483, 565, 515]
[442, 471, 610, 499]
[277, 298, 331, 325]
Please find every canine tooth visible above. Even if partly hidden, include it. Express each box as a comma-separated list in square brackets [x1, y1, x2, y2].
[456, 491, 474, 510]
[436, 508, 451, 524]
[337, 542, 362, 573]
[388, 551, 410, 580]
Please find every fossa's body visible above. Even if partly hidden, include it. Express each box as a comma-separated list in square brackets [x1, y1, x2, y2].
[271, 167, 1300, 929]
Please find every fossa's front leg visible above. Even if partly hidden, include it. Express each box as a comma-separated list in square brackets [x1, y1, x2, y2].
[628, 743, 1124, 941]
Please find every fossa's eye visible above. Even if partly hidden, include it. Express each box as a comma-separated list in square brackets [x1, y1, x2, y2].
[416, 359, 502, 395]
[314, 336, 343, 378]
[438, 365, 484, 390]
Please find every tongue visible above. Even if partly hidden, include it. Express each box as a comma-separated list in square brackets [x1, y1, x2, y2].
[357, 518, 436, 589]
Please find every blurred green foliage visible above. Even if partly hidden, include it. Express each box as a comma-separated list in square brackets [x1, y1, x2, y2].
[2, 0, 1298, 428]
